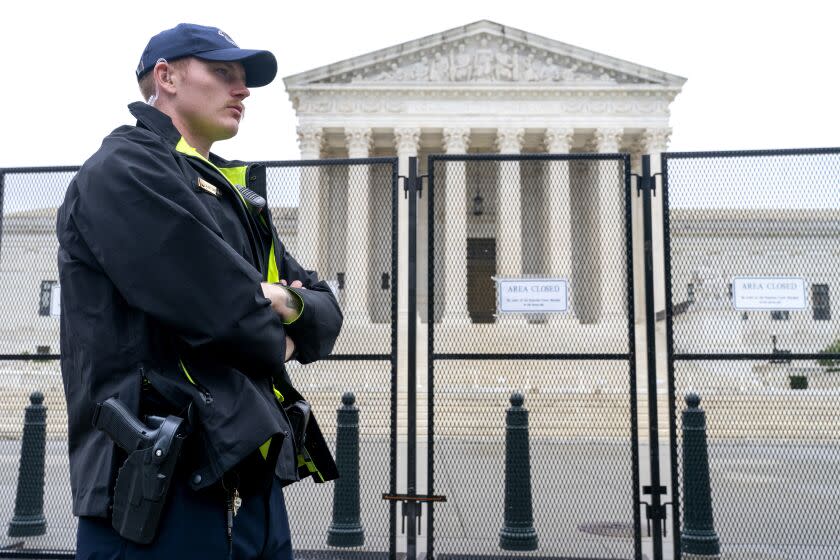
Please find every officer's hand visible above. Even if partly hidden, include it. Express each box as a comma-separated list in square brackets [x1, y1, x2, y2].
[279, 279, 304, 289]
[261, 282, 302, 322]
[285, 336, 297, 362]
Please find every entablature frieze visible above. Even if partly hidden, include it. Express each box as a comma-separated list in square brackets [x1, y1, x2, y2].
[289, 89, 677, 120]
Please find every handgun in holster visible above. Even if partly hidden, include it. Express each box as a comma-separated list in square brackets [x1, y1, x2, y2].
[93, 397, 189, 544]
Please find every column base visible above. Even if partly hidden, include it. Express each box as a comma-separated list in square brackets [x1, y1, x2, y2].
[342, 311, 371, 325]
[440, 312, 472, 326]
[495, 315, 527, 326]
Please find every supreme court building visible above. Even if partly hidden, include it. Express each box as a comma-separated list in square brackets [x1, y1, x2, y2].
[281, 20, 681, 339]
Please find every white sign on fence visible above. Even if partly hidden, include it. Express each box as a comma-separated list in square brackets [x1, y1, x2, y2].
[732, 277, 806, 310]
[495, 278, 568, 314]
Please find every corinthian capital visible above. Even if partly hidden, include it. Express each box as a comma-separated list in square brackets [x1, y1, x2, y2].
[442, 127, 471, 154]
[393, 127, 421, 157]
[544, 127, 575, 154]
[495, 127, 525, 154]
[594, 128, 623, 153]
[344, 127, 373, 158]
[640, 128, 672, 153]
[296, 125, 324, 159]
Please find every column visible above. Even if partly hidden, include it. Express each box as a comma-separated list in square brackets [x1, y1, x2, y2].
[394, 127, 422, 323]
[495, 128, 525, 279]
[345, 127, 373, 323]
[296, 125, 324, 270]
[641, 128, 672, 325]
[544, 128, 575, 318]
[441, 127, 471, 323]
[629, 138, 646, 330]
[594, 127, 624, 321]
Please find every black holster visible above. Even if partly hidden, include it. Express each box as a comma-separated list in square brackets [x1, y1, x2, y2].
[284, 399, 311, 452]
[93, 398, 189, 544]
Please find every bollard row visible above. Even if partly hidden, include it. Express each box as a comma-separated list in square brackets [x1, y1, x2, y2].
[324, 390, 540, 551]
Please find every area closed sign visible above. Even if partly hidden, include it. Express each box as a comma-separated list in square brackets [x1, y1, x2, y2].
[732, 277, 806, 310]
[496, 278, 568, 314]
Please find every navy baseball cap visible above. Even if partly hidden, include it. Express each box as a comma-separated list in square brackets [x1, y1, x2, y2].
[136, 23, 277, 87]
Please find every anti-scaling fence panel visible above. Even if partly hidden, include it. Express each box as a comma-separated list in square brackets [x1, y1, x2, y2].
[427, 154, 639, 559]
[0, 167, 76, 360]
[663, 150, 840, 356]
[663, 149, 840, 560]
[0, 159, 399, 558]
[0, 167, 76, 555]
[264, 159, 399, 558]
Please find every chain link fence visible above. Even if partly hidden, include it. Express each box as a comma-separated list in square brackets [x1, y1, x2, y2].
[664, 149, 840, 560]
[3, 148, 840, 559]
[427, 154, 640, 559]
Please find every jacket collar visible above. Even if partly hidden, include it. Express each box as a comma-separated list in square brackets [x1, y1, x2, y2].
[128, 101, 182, 147]
[127, 102, 248, 172]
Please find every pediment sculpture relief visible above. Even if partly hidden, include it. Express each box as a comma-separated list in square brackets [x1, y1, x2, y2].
[314, 35, 650, 85]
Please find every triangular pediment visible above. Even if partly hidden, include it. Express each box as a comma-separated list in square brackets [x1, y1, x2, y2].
[284, 20, 685, 88]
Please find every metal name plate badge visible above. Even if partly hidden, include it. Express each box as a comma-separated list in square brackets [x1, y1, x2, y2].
[196, 178, 220, 197]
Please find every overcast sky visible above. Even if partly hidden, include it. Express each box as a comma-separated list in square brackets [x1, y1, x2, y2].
[1, 0, 837, 169]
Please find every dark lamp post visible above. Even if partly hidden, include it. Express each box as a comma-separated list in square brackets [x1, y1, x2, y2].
[472, 187, 484, 216]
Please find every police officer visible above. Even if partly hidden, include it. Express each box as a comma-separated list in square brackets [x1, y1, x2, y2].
[57, 24, 342, 559]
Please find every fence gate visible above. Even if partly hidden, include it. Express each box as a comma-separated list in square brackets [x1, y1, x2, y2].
[662, 148, 840, 560]
[423, 153, 641, 559]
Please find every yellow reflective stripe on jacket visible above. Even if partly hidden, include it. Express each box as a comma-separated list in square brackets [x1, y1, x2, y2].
[175, 138, 249, 208]
[267, 241, 279, 283]
[266, 242, 302, 325]
[178, 359, 196, 385]
[218, 167, 247, 190]
[297, 449, 325, 483]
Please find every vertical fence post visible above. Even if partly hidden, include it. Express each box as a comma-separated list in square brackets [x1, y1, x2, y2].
[681, 393, 720, 558]
[8, 391, 48, 537]
[499, 392, 538, 550]
[327, 391, 364, 547]
[0, 170, 5, 266]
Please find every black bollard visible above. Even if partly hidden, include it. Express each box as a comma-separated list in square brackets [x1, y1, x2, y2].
[8, 391, 47, 537]
[681, 393, 720, 557]
[499, 392, 538, 551]
[327, 391, 364, 547]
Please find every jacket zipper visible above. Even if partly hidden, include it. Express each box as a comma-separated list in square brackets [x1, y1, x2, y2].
[178, 358, 213, 405]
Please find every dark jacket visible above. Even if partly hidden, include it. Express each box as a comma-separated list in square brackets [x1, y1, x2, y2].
[57, 102, 341, 518]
